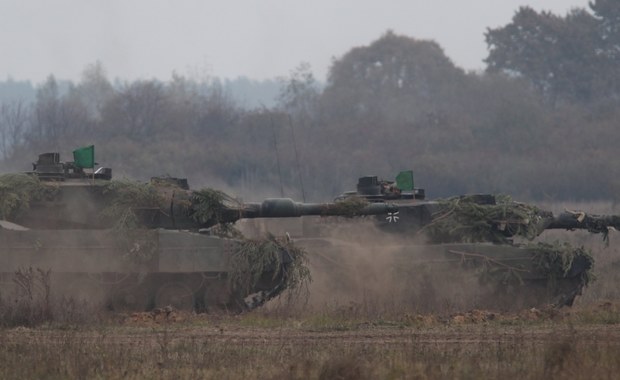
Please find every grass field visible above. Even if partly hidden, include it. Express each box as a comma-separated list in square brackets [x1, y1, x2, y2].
[1, 305, 620, 379]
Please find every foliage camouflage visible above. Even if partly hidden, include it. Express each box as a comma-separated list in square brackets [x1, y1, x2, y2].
[448, 241, 594, 300]
[531, 241, 595, 288]
[322, 196, 369, 217]
[0, 174, 310, 298]
[423, 195, 553, 244]
[97, 180, 164, 262]
[228, 234, 311, 302]
[189, 188, 238, 226]
[0, 174, 58, 220]
[414, 195, 597, 300]
[99, 180, 163, 230]
[98, 180, 312, 299]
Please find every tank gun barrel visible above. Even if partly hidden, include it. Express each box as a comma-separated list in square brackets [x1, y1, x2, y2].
[361, 196, 620, 243]
[234, 198, 398, 222]
[546, 211, 620, 234]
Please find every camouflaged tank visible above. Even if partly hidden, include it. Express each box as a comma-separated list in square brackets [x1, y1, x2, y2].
[1, 153, 614, 313]
[293, 172, 619, 310]
[0, 152, 399, 313]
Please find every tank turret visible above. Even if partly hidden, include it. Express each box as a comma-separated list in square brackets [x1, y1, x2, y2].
[336, 170, 425, 202]
[31, 151, 112, 181]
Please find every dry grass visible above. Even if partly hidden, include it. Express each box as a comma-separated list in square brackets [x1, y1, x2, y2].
[1, 306, 620, 379]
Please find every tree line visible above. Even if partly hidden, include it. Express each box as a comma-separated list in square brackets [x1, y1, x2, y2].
[1, 0, 619, 202]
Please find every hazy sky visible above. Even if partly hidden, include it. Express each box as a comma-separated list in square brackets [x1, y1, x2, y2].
[0, 0, 591, 83]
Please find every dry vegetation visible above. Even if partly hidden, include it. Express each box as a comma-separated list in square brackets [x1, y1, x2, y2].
[1, 305, 620, 379]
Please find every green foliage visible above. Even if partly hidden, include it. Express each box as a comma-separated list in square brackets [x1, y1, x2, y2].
[229, 235, 311, 302]
[100, 180, 163, 229]
[531, 241, 595, 288]
[189, 191, 312, 303]
[446, 241, 594, 305]
[0, 174, 58, 220]
[97, 180, 312, 300]
[474, 255, 527, 289]
[323, 30, 467, 124]
[322, 196, 369, 217]
[277, 239, 312, 300]
[423, 195, 553, 243]
[485, 4, 620, 104]
[189, 188, 236, 226]
[98, 180, 163, 263]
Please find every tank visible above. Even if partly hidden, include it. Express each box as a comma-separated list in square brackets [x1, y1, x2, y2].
[292, 171, 620, 309]
[1, 155, 614, 312]
[0, 152, 392, 313]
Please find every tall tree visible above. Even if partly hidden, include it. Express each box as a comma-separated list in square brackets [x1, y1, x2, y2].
[0, 100, 28, 160]
[590, 0, 620, 100]
[32, 75, 62, 143]
[70, 62, 115, 121]
[277, 62, 321, 128]
[101, 80, 166, 139]
[323, 31, 467, 125]
[485, 4, 620, 104]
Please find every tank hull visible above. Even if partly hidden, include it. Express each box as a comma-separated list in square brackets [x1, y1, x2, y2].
[0, 228, 288, 312]
[296, 237, 591, 311]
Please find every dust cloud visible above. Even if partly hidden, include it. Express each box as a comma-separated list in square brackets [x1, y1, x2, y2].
[298, 226, 498, 315]
[257, 209, 620, 316]
[250, 217, 509, 315]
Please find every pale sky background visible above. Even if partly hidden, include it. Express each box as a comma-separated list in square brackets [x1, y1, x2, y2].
[0, 0, 592, 83]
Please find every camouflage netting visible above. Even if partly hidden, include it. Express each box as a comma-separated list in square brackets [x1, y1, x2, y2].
[228, 234, 311, 302]
[189, 188, 241, 226]
[189, 190, 311, 301]
[422, 195, 596, 303]
[449, 241, 594, 305]
[0, 174, 59, 220]
[100, 180, 312, 299]
[99, 180, 164, 262]
[322, 196, 370, 217]
[100, 180, 163, 229]
[423, 195, 554, 244]
[531, 241, 594, 288]
[100, 179, 242, 229]
[560, 211, 620, 245]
